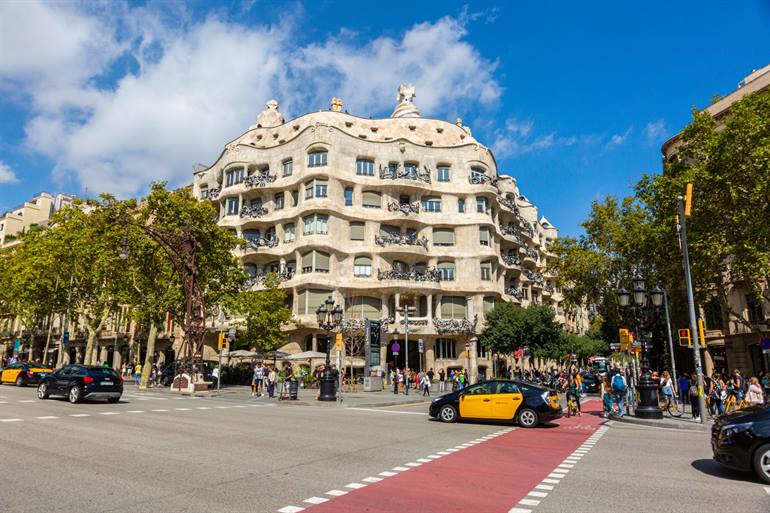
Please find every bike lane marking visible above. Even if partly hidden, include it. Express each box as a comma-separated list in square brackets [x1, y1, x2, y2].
[279, 406, 607, 513]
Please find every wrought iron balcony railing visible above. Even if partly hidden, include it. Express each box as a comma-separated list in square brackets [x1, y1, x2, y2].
[244, 268, 295, 289]
[374, 232, 429, 249]
[519, 222, 534, 238]
[246, 237, 278, 250]
[543, 283, 554, 294]
[502, 254, 522, 267]
[387, 201, 420, 215]
[525, 247, 539, 260]
[469, 173, 498, 187]
[433, 315, 478, 334]
[505, 286, 525, 300]
[377, 267, 441, 282]
[497, 196, 519, 214]
[201, 187, 220, 200]
[239, 206, 269, 218]
[244, 172, 277, 188]
[522, 268, 544, 285]
[379, 164, 432, 184]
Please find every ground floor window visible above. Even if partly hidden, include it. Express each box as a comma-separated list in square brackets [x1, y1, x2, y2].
[435, 338, 457, 359]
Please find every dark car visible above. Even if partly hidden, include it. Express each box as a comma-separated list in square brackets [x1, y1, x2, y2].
[37, 365, 123, 404]
[429, 379, 562, 427]
[711, 405, 770, 484]
[582, 372, 600, 394]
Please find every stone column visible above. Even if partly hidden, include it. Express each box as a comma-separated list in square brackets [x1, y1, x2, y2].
[311, 333, 318, 352]
[470, 337, 478, 383]
[99, 345, 109, 365]
[112, 347, 122, 371]
[427, 294, 433, 320]
[75, 346, 83, 364]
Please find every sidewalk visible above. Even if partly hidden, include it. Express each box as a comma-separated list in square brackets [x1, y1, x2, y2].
[609, 405, 713, 431]
[124, 382, 436, 409]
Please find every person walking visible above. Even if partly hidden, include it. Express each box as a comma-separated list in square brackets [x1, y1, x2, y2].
[438, 368, 446, 392]
[266, 366, 277, 398]
[689, 375, 701, 420]
[732, 369, 746, 401]
[709, 373, 725, 416]
[393, 369, 399, 395]
[134, 362, 142, 386]
[762, 372, 770, 405]
[421, 373, 431, 397]
[601, 376, 613, 418]
[611, 368, 627, 417]
[211, 365, 219, 389]
[747, 377, 764, 405]
[677, 372, 690, 406]
[660, 371, 676, 410]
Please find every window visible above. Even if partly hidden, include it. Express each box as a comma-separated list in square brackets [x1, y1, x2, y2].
[353, 256, 372, 277]
[265, 227, 276, 242]
[265, 261, 281, 274]
[437, 166, 450, 182]
[433, 227, 455, 246]
[303, 214, 328, 235]
[437, 261, 455, 281]
[283, 223, 295, 243]
[301, 250, 330, 273]
[746, 295, 765, 324]
[421, 196, 441, 213]
[244, 264, 257, 278]
[496, 382, 520, 394]
[292, 190, 299, 206]
[362, 191, 382, 208]
[356, 159, 374, 176]
[379, 224, 400, 237]
[350, 222, 365, 241]
[305, 179, 328, 199]
[470, 166, 486, 181]
[346, 296, 381, 319]
[249, 198, 263, 209]
[476, 340, 488, 359]
[441, 296, 467, 319]
[298, 288, 332, 315]
[703, 299, 723, 330]
[436, 338, 457, 359]
[480, 261, 493, 281]
[476, 196, 489, 213]
[344, 187, 354, 206]
[226, 197, 239, 216]
[274, 192, 284, 210]
[282, 159, 293, 177]
[242, 229, 261, 241]
[458, 198, 465, 213]
[483, 296, 496, 314]
[479, 227, 491, 246]
[308, 151, 328, 167]
[404, 162, 418, 177]
[225, 167, 245, 187]
[522, 287, 529, 300]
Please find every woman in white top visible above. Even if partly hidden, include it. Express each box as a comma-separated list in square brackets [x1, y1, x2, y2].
[747, 377, 764, 405]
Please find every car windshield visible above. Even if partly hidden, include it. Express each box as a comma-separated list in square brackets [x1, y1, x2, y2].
[87, 368, 119, 379]
[28, 362, 46, 368]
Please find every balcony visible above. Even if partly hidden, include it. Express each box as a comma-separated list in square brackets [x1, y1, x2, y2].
[500, 224, 524, 244]
[377, 267, 441, 282]
[519, 221, 534, 238]
[524, 247, 539, 261]
[469, 173, 498, 187]
[543, 283, 554, 294]
[505, 286, 525, 300]
[387, 201, 420, 215]
[380, 164, 432, 184]
[201, 188, 220, 200]
[240, 206, 269, 219]
[502, 254, 521, 267]
[246, 237, 278, 250]
[433, 315, 478, 334]
[245, 268, 295, 289]
[523, 268, 544, 286]
[244, 172, 277, 188]
[497, 195, 519, 213]
[374, 232, 429, 249]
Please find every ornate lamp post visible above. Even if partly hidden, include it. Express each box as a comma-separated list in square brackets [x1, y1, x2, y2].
[617, 274, 664, 419]
[316, 296, 343, 401]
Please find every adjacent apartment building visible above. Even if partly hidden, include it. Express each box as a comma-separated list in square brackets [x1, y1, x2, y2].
[0, 192, 75, 249]
[194, 85, 573, 380]
[662, 63, 770, 377]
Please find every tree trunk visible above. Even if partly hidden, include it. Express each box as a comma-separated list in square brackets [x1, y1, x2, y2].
[42, 313, 54, 367]
[83, 329, 97, 366]
[140, 323, 158, 389]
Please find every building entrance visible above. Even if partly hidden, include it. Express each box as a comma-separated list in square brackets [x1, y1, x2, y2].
[386, 338, 420, 372]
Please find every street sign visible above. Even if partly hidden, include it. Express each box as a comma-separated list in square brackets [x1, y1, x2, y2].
[391, 342, 400, 354]
[619, 329, 630, 350]
[610, 342, 620, 350]
[418, 339, 424, 353]
[13, 338, 21, 353]
[228, 327, 236, 340]
[464, 341, 471, 349]
[63, 331, 69, 345]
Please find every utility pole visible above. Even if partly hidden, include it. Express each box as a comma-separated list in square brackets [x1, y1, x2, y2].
[678, 195, 707, 423]
[403, 304, 409, 396]
[663, 289, 679, 395]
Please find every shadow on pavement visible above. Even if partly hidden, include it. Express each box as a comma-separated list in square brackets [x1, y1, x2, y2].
[691, 458, 757, 483]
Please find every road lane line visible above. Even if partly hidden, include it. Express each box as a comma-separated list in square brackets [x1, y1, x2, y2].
[362, 477, 382, 483]
[175, 408, 192, 411]
[196, 407, 212, 410]
[99, 412, 119, 415]
[542, 478, 560, 484]
[535, 484, 554, 491]
[277, 507, 304, 513]
[378, 471, 397, 477]
[344, 483, 366, 489]
[35, 416, 59, 420]
[127, 410, 145, 413]
[391, 466, 409, 472]
[325, 490, 347, 497]
[304, 497, 328, 504]
[519, 499, 540, 506]
[507, 508, 531, 513]
[18, 400, 34, 403]
[69, 414, 90, 417]
[404, 462, 421, 467]
[416, 458, 431, 463]
[528, 491, 548, 498]
[0, 418, 23, 422]
[152, 409, 169, 412]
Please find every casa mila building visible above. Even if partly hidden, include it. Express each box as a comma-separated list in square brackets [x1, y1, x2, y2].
[194, 85, 570, 381]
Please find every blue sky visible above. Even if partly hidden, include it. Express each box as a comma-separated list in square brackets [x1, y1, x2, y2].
[1, 1, 769, 236]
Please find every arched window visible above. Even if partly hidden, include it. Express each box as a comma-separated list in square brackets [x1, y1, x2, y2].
[307, 151, 328, 167]
[353, 256, 372, 277]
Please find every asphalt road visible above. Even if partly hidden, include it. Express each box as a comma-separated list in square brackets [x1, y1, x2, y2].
[1, 386, 768, 513]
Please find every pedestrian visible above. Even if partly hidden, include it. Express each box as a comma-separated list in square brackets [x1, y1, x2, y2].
[427, 367, 434, 384]
[121, 362, 127, 377]
[421, 373, 431, 396]
[762, 372, 770, 405]
[709, 373, 725, 415]
[689, 375, 701, 420]
[566, 371, 581, 416]
[393, 369, 399, 395]
[438, 368, 446, 392]
[660, 371, 675, 409]
[611, 368, 627, 417]
[677, 372, 690, 405]
[134, 362, 142, 385]
[211, 365, 219, 389]
[398, 369, 405, 394]
[732, 369, 747, 401]
[267, 366, 277, 398]
[601, 376, 613, 418]
[747, 377, 764, 405]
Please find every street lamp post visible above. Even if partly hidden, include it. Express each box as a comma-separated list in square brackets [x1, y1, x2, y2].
[316, 296, 343, 402]
[617, 274, 664, 419]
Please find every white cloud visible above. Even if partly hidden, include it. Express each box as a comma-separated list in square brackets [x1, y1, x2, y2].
[644, 119, 667, 144]
[0, 161, 18, 184]
[605, 126, 632, 149]
[0, 3, 502, 197]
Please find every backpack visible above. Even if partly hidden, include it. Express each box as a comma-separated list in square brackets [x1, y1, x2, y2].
[612, 374, 626, 391]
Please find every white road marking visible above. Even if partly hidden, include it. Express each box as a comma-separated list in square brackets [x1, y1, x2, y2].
[508, 508, 531, 513]
[378, 471, 397, 477]
[436, 451, 451, 455]
[535, 484, 554, 491]
[542, 478, 560, 484]
[277, 506, 304, 513]
[558, 463, 574, 469]
[344, 483, 366, 489]
[528, 491, 548, 498]
[215, 406, 231, 409]
[232, 405, 248, 408]
[519, 499, 540, 506]
[99, 412, 119, 415]
[35, 416, 59, 420]
[303, 497, 328, 505]
[416, 458, 431, 463]
[0, 418, 23, 422]
[445, 448, 459, 452]
[426, 454, 442, 459]
[325, 490, 347, 497]
[362, 477, 382, 483]
[548, 472, 566, 479]
[69, 414, 90, 417]
[405, 462, 421, 467]
[0, 401, 8, 404]
[18, 400, 34, 403]
[152, 409, 169, 412]
[175, 408, 192, 411]
[392, 466, 409, 472]
[196, 407, 212, 410]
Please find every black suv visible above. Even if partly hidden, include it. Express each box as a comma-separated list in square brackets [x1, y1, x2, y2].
[711, 405, 770, 483]
[37, 365, 123, 404]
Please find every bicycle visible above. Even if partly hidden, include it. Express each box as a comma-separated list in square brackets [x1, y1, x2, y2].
[661, 396, 683, 418]
[566, 397, 578, 417]
[723, 393, 749, 414]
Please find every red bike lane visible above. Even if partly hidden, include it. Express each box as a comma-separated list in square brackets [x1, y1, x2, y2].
[301, 403, 606, 513]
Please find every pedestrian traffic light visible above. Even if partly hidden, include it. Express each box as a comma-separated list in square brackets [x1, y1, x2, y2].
[678, 328, 691, 347]
[619, 329, 630, 350]
[217, 332, 226, 350]
[697, 318, 706, 346]
[335, 333, 343, 351]
[684, 182, 693, 218]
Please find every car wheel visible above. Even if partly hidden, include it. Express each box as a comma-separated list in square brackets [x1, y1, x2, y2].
[15, 375, 25, 387]
[107, 397, 120, 404]
[37, 383, 49, 399]
[68, 386, 82, 404]
[439, 404, 458, 423]
[753, 443, 770, 484]
[518, 408, 539, 428]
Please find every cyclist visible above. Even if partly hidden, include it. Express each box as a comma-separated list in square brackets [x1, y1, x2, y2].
[600, 375, 613, 418]
[566, 371, 581, 417]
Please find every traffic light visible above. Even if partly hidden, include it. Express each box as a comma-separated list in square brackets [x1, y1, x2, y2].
[335, 333, 343, 351]
[217, 332, 225, 350]
[697, 318, 706, 347]
[684, 183, 693, 218]
[678, 328, 691, 347]
[619, 329, 630, 350]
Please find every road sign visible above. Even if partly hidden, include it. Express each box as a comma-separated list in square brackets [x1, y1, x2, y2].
[418, 339, 424, 353]
[62, 331, 69, 345]
[391, 342, 400, 354]
[464, 341, 471, 349]
[619, 329, 630, 350]
[610, 342, 620, 350]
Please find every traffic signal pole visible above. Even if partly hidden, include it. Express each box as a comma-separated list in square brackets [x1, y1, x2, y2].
[678, 195, 707, 423]
[662, 289, 678, 394]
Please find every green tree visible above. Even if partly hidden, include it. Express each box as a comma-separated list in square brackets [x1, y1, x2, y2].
[479, 303, 562, 358]
[232, 274, 293, 352]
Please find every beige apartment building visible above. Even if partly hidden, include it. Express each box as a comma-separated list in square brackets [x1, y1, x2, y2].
[662, 64, 770, 377]
[194, 85, 572, 380]
[0, 192, 74, 249]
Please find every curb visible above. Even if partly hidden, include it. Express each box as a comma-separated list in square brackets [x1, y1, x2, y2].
[610, 414, 712, 431]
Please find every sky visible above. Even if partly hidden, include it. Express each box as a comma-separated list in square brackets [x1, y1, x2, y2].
[1, 1, 769, 236]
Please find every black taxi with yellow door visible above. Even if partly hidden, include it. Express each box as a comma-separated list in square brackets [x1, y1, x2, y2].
[429, 379, 562, 427]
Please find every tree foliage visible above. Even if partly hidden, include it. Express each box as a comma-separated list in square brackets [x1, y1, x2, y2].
[231, 274, 293, 352]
